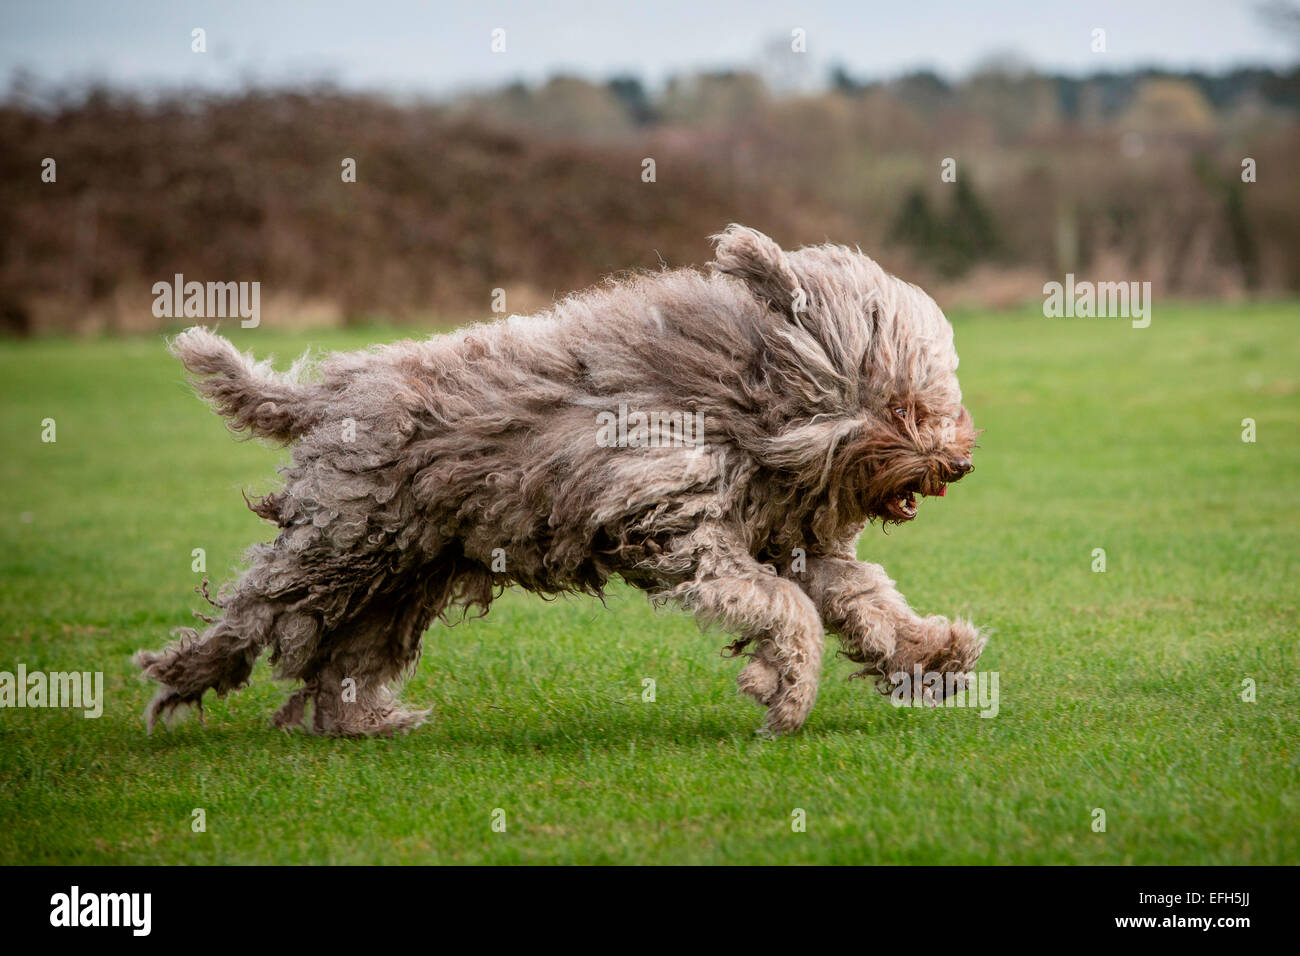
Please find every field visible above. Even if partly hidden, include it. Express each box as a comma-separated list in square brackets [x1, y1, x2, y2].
[1, 303, 1297, 864]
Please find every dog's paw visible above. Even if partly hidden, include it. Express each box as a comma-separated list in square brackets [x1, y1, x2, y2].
[874, 616, 990, 695]
[945, 618, 989, 673]
[325, 704, 430, 737]
[272, 687, 312, 732]
[737, 656, 780, 707]
[759, 681, 817, 737]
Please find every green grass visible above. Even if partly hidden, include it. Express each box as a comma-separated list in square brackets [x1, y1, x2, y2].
[1, 304, 1297, 864]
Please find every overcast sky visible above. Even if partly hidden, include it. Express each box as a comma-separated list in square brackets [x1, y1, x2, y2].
[2, 0, 1296, 96]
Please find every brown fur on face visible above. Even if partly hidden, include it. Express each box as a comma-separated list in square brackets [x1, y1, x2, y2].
[136, 225, 987, 737]
[832, 403, 978, 526]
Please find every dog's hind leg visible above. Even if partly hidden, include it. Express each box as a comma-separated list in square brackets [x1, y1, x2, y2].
[285, 559, 497, 736]
[135, 558, 284, 730]
[137, 534, 428, 735]
[661, 527, 825, 736]
[293, 584, 438, 736]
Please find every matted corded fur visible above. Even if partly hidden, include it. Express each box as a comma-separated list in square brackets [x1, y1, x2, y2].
[136, 224, 986, 736]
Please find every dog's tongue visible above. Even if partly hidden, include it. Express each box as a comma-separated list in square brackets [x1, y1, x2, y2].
[937, 484, 947, 497]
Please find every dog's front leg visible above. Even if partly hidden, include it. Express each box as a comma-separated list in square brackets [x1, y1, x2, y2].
[664, 530, 825, 735]
[792, 556, 986, 694]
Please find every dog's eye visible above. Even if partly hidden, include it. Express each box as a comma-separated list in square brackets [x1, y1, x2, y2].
[892, 406, 908, 421]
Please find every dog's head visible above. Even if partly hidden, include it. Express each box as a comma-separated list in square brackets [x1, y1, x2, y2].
[846, 396, 977, 524]
[712, 224, 978, 526]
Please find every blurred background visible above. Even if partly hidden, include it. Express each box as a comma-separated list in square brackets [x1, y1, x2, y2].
[1, 0, 1298, 335]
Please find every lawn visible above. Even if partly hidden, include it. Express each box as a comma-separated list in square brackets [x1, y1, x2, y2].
[0, 303, 1297, 864]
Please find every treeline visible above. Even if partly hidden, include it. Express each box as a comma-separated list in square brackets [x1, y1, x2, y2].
[464, 64, 1300, 135]
[1, 62, 1297, 334]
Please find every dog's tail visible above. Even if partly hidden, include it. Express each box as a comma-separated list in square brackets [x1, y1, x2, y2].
[170, 327, 322, 442]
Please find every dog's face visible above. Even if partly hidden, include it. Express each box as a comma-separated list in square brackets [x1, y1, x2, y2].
[856, 394, 977, 524]
[711, 224, 978, 526]
[838, 278, 979, 525]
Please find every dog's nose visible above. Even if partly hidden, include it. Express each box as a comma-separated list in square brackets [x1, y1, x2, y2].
[948, 457, 973, 479]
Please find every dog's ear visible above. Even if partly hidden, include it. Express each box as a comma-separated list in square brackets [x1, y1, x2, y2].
[711, 224, 803, 319]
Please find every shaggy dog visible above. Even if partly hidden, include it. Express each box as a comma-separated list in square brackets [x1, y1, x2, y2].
[137, 225, 985, 736]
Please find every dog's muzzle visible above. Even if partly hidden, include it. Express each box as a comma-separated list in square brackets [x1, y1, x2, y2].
[888, 457, 974, 520]
[945, 456, 973, 480]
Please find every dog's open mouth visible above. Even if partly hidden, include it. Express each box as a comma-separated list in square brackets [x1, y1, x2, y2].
[889, 484, 947, 521]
